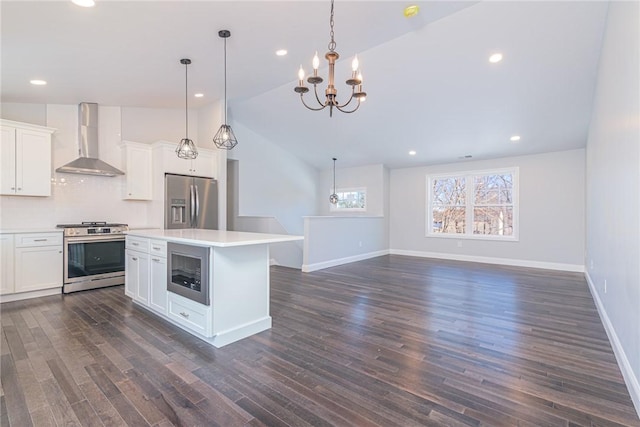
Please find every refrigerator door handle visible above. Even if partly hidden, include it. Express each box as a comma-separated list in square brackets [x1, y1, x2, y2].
[190, 184, 195, 227]
[194, 184, 200, 226]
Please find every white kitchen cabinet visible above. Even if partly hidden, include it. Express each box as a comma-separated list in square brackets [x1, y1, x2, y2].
[1, 119, 55, 197]
[121, 141, 152, 200]
[14, 233, 63, 293]
[0, 234, 15, 295]
[167, 292, 212, 337]
[125, 249, 149, 305]
[152, 141, 217, 178]
[149, 239, 167, 314]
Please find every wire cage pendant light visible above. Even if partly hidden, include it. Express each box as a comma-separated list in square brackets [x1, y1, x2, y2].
[330, 157, 339, 204]
[176, 58, 198, 159]
[294, 0, 367, 117]
[213, 30, 238, 150]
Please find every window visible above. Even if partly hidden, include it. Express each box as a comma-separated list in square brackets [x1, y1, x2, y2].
[330, 187, 366, 212]
[427, 168, 518, 240]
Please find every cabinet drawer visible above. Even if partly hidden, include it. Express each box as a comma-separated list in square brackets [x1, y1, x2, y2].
[126, 236, 149, 252]
[168, 293, 212, 337]
[149, 239, 167, 257]
[15, 233, 62, 247]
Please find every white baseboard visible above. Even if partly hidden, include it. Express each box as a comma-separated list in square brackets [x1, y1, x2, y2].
[302, 249, 390, 273]
[389, 249, 584, 272]
[0, 287, 62, 303]
[584, 272, 640, 418]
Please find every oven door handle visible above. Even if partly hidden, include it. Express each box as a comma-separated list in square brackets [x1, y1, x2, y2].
[65, 236, 125, 244]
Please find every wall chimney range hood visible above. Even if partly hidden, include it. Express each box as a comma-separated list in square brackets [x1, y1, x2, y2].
[55, 103, 124, 177]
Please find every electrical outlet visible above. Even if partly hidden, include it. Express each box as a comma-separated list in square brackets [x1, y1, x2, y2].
[590, 259, 594, 269]
[457, 241, 463, 248]
[604, 279, 607, 293]
[358, 241, 362, 247]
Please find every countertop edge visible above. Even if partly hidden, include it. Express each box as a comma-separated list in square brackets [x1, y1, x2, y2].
[126, 230, 303, 247]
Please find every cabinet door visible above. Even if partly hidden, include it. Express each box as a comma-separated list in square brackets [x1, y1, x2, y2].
[0, 235, 15, 295]
[149, 256, 167, 314]
[0, 127, 17, 195]
[125, 251, 138, 298]
[16, 129, 51, 196]
[191, 150, 216, 177]
[124, 144, 152, 200]
[14, 245, 62, 293]
[125, 250, 149, 304]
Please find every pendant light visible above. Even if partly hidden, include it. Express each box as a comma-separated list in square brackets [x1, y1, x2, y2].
[176, 58, 198, 159]
[330, 157, 339, 204]
[213, 30, 238, 150]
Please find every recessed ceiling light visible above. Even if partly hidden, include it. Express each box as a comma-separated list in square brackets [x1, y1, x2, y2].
[30, 79, 47, 85]
[276, 49, 288, 56]
[510, 135, 521, 142]
[194, 93, 204, 98]
[404, 5, 419, 18]
[409, 150, 417, 156]
[489, 53, 503, 63]
[71, 0, 95, 7]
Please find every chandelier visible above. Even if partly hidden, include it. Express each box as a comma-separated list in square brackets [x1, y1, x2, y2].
[294, 0, 367, 117]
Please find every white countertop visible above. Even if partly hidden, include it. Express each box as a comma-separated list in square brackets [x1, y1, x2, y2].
[0, 228, 62, 234]
[126, 229, 303, 247]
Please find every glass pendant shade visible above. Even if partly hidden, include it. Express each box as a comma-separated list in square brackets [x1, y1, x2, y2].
[176, 137, 198, 159]
[213, 124, 238, 150]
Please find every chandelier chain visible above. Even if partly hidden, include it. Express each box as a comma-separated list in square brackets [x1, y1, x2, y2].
[328, 0, 336, 52]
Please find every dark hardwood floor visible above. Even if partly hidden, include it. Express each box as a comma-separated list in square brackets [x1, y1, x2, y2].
[1, 255, 639, 426]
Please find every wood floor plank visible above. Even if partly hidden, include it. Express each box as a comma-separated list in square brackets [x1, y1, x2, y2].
[1, 255, 638, 426]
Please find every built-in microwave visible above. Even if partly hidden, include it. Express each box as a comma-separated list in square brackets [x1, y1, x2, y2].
[167, 242, 210, 305]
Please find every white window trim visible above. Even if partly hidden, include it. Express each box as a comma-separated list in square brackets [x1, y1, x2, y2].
[330, 187, 367, 212]
[425, 167, 519, 241]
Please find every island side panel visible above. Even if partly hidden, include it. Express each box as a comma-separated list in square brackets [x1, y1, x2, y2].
[211, 244, 271, 345]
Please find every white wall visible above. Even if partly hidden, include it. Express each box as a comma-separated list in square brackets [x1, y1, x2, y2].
[121, 106, 197, 144]
[227, 121, 319, 236]
[302, 216, 387, 272]
[1, 103, 47, 125]
[318, 163, 387, 216]
[584, 1, 640, 413]
[389, 149, 585, 270]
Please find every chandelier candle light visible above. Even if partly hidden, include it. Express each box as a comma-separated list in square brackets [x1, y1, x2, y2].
[213, 30, 238, 150]
[176, 58, 198, 159]
[295, 0, 367, 117]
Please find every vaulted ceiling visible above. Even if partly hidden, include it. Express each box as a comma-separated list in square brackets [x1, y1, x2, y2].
[1, 1, 610, 169]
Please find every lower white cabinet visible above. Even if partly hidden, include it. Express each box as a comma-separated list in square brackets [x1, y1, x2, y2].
[1, 232, 63, 298]
[149, 255, 167, 313]
[125, 250, 149, 305]
[0, 234, 15, 295]
[167, 292, 212, 337]
[125, 237, 168, 315]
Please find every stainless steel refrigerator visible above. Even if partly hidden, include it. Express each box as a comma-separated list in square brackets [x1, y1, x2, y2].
[165, 173, 218, 229]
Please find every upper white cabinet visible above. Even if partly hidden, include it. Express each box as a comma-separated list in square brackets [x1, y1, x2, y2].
[152, 141, 217, 178]
[120, 141, 152, 200]
[1, 119, 56, 197]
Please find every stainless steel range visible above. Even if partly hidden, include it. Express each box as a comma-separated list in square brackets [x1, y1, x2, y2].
[57, 222, 128, 293]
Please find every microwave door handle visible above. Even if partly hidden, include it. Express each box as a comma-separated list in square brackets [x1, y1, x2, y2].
[190, 184, 195, 227]
[194, 185, 200, 227]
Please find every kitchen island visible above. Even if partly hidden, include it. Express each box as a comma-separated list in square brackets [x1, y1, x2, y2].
[125, 229, 303, 347]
